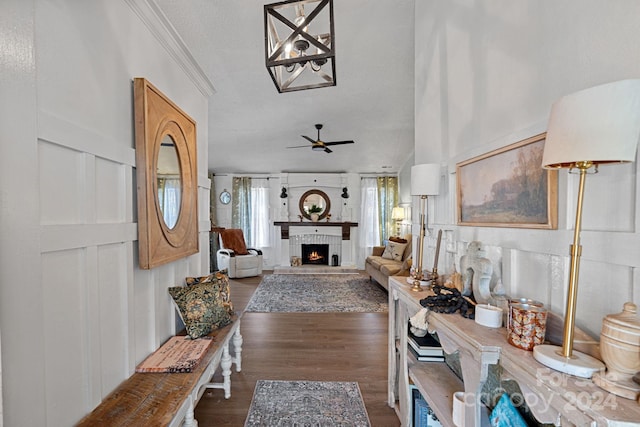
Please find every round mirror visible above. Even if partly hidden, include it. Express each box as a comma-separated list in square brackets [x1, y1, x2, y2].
[299, 189, 331, 221]
[156, 134, 182, 229]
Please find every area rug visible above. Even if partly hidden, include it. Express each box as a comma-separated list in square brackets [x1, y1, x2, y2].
[244, 380, 371, 427]
[244, 274, 388, 313]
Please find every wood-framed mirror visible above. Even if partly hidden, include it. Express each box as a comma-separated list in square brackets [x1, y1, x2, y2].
[299, 189, 331, 221]
[134, 78, 198, 269]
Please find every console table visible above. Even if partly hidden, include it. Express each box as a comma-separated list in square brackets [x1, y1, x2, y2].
[388, 276, 640, 426]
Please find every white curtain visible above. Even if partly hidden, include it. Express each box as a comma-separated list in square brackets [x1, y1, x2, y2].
[250, 179, 270, 248]
[358, 178, 380, 266]
[157, 177, 181, 228]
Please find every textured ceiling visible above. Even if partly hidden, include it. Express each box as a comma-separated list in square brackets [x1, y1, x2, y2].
[156, 0, 416, 174]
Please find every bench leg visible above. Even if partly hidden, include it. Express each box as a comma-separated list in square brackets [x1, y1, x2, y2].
[232, 322, 243, 372]
[183, 399, 198, 427]
[220, 344, 232, 399]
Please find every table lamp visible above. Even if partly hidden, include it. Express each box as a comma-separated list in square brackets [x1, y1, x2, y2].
[410, 163, 441, 292]
[533, 79, 640, 378]
[391, 207, 405, 236]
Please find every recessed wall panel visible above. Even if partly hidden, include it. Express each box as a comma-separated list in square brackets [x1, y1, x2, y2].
[509, 250, 553, 306]
[39, 141, 83, 225]
[579, 163, 636, 232]
[572, 259, 632, 337]
[42, 249, 87, 427]
[97, 243, 129, 393]
[95, 157, 125, 223]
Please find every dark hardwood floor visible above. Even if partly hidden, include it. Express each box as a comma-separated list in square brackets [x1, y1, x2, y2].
[194, 271, 401, 426]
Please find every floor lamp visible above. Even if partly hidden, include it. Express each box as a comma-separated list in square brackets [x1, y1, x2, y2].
[533, 79, 640, 378]
[391, 207, 405, 237]
[410, 164, 441, 292]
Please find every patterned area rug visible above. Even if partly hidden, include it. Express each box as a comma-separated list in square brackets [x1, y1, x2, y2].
[244, 380, 371, 426]
[245, 274, 388, 313]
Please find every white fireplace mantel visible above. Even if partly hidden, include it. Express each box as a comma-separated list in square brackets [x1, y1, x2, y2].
[273, 222, 359, 267]
[273, 221, 358, 240]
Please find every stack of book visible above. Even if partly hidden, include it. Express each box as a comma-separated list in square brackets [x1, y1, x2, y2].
[411, 385, 443, 427]
[408, 327, 444, 362]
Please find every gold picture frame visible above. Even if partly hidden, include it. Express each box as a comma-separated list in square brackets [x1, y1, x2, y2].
[456, 133, 557, 229]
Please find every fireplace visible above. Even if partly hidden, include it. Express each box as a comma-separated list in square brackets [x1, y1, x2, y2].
[301, 244, 329, 265]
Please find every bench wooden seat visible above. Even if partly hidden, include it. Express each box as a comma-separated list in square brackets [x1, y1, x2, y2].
[76, 315, 243, 427]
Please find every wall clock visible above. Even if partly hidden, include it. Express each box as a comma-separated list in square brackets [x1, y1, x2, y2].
[219, 190, 231, 205]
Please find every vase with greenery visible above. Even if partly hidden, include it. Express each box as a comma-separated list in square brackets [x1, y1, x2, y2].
[308, 204, 322, 222]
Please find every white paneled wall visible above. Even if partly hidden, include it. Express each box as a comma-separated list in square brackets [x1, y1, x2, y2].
[0, 1, 213, 426]
[413, 1, 640, 341]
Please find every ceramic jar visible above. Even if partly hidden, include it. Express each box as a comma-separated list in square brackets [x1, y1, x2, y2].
[598, 302, 640, 395]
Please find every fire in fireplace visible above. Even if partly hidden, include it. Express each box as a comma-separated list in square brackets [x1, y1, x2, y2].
[301, 244, 329, 265]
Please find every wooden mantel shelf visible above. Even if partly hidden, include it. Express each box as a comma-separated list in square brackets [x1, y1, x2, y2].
[273, 221, 358, 240]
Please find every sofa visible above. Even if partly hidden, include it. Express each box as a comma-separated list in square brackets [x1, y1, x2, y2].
[365, 235, 412, 291]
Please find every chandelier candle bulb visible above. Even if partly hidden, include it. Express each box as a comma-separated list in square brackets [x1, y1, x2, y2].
[475, 304, 504, 328]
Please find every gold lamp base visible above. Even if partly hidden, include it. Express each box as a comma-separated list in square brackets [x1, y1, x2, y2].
[533, 165, 604, 379]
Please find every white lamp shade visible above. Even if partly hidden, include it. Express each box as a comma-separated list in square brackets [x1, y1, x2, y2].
[543, 79, 640, 169]
[411, 163, 441, 196]
[391, 207, 405, 220]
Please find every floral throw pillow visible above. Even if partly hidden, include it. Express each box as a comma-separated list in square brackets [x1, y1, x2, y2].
[168, 281, 232, 339]
[185, 271, 234, 315]
[381, 241, 408, 261]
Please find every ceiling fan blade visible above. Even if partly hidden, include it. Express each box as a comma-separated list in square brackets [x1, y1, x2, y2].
[323, 140, 355, 146]
[301, 135, 316, 144]
[324, 147, 333, 153]
[286, 144, 313, 149]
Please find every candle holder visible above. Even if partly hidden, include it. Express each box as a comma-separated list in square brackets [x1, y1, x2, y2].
[431, 229, 442, 287]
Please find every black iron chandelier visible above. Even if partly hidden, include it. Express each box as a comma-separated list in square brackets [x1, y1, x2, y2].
[264, 0, 336, 93]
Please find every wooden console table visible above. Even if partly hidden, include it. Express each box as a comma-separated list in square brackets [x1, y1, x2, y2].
[388, 276, 640, 426]
[273, 221, 358, 240]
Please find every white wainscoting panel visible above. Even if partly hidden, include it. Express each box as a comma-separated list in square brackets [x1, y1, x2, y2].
[508, 250, 554, 307]
[96, 158, 127, 223]
[38, 140, 83, 224]
[97, 243, 130, 392]
[573, 163, 636, 233]
[42, 248, 88, 427]
[572, 259, 633, 337]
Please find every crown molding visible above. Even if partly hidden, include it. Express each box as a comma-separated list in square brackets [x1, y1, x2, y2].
[125, 0, 215, 97]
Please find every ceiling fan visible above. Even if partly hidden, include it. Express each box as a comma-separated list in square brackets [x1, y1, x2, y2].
[287, 124, 355, 153]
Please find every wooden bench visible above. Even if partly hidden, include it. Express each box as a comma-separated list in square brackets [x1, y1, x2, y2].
[76, 315, 243, 427]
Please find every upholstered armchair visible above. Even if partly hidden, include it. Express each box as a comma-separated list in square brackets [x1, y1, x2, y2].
[216, 228, 263, 278]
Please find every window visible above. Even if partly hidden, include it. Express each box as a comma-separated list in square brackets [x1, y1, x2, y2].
[250, 180, 270, 247]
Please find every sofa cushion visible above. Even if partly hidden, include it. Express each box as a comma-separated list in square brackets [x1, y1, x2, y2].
[367, 255, 385, 270]
[398, 234, 413, 261]
[371, 246, 385, 257]
[382, 240, 408, 261]
[368, 255, 403, 270]
[380, 263, 402, 276]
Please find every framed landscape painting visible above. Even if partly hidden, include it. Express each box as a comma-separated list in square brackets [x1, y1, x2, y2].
[456, 133, 557, 229]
